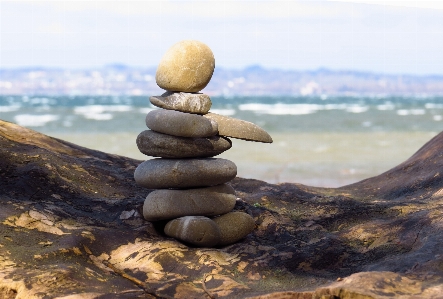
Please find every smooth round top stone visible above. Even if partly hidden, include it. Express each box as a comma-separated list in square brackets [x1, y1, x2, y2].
[156, 40, 215, 93]
[150, 91, 212, 114]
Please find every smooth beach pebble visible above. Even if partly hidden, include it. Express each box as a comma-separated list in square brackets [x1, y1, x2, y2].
[204, 112, 273, 143]
[212, 211, 255, 246]
[143, 184, 236, 221]
[136, 130, 232, 158]
[134, 158, 237, 189]
[150, 91, 212, 114]
[156, 40, 215, 93]
[146, 109, 218, 138]
[164, 216, 221, 247]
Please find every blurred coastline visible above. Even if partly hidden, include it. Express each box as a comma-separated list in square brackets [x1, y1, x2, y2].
[1, 94, 441, 187]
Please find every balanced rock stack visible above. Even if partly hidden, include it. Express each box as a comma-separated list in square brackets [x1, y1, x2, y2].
[134, 40, 273, 247]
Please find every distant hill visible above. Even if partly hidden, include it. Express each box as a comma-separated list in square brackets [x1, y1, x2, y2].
[1, 65, 442, 96]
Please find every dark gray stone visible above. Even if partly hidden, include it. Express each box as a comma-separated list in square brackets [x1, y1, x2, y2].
[136, 130, 232, 158]
[150, 92, 212, 114]
[143, 184, 236, 221]
[146, 109, 218, 138]
[134, 158, 237, 189]
[164, 216, 221, 247]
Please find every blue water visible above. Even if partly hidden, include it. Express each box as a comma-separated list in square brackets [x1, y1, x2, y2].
[1, 95, 443, 134]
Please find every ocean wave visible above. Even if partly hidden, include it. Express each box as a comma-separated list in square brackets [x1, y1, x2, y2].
[74, 105, 132, 114]
[0, 105, 21, 112]
[397, 109, 426, 116]
[425, 103, 443, 109]
[209, 109, 236, 116]
[14, 114, 59, 127]
[239, 103, 323, 115]
[238, 103, 370, 115]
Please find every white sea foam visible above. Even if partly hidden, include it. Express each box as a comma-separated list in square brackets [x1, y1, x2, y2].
[210, 109, 236, 116]
[74, 105, 132, 114]
[14, 114, 59, 127]
[425, 103, 443, 109]
[239, 103, 323, 115]
[74, 105, 130, 121]
[433, 115, 443, 121]
[397, 109, 426, 116]
[0, 105, 21, 112]
[376, 103, 395, 110]
[238, 102, 373, 115]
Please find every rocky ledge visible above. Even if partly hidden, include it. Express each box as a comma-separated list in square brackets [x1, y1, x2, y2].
[1, 119, 443, 298]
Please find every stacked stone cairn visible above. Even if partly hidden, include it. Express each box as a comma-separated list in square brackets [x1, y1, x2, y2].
[134, 40, 273, 247]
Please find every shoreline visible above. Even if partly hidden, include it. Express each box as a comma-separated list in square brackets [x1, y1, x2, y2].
[46, 130, 437, 188]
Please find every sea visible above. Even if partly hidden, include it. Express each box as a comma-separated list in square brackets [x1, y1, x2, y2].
[1, 94, 442, 187]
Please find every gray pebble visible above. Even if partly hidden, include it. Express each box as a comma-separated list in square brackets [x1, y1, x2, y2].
[164, 216, 221, 247]
[146, 109, 218, 138]
[136, 130, 231, 158]
[212, 212, 255, 246]
[150, 91, 212, 114]
[134, 158, 237, 189]
[143, 184, 236, 221]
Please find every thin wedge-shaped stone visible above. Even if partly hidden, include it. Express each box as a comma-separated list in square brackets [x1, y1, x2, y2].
[204, 112, 273, 143]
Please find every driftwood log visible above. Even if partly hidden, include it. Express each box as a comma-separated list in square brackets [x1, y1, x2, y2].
[1, 119, 443, 298]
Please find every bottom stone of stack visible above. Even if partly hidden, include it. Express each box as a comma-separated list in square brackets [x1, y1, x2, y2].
[164, 216, 221, 247]
[143, 184, 237, 221]
[164, 212, 255, 247]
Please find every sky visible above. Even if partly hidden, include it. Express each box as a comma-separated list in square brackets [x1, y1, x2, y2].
[1, 0, 443, 75]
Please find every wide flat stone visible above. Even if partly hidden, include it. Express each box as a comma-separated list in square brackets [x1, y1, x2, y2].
[164, 216, 221, 247]
[156, 40, 215, 93]
[143, 184, 236, 221]
[136, 130, 232, 158]
[204, 113, 273, 143]
[146, 109, 218, 138]
[213, 211, 255, 246]
[134, 158, 237, 189]
[150, 92, 212, 114]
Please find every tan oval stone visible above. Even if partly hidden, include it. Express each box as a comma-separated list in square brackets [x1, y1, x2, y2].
[150, 92, 212, 114]
[136, 130, 232, 158]
[143, 184, 236, 221]
[204, 113, 273, 143]
[134, 158, 237, 189]
[213, 212, 255, 246]
[156, 40, 215, 93]
[146, 109, 218, 138]
[164, 216, 221, 247]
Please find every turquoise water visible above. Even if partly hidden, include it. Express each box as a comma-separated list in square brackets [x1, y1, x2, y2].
[1, 95, 442, 186]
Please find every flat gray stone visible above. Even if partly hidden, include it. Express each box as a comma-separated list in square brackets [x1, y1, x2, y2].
[213, 212, 255, 246]
[143, 184, 236, 221]
[150, 92, 212, 114]
[134, 158, 237, 189]
[146, 109, 218, 138]
[164, 216, 221, 247]
[136, 130, 232, 158]
[204, 113, 273, 143]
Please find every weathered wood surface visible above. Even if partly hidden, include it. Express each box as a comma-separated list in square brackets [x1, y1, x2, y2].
[1, 119, 443, 298]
